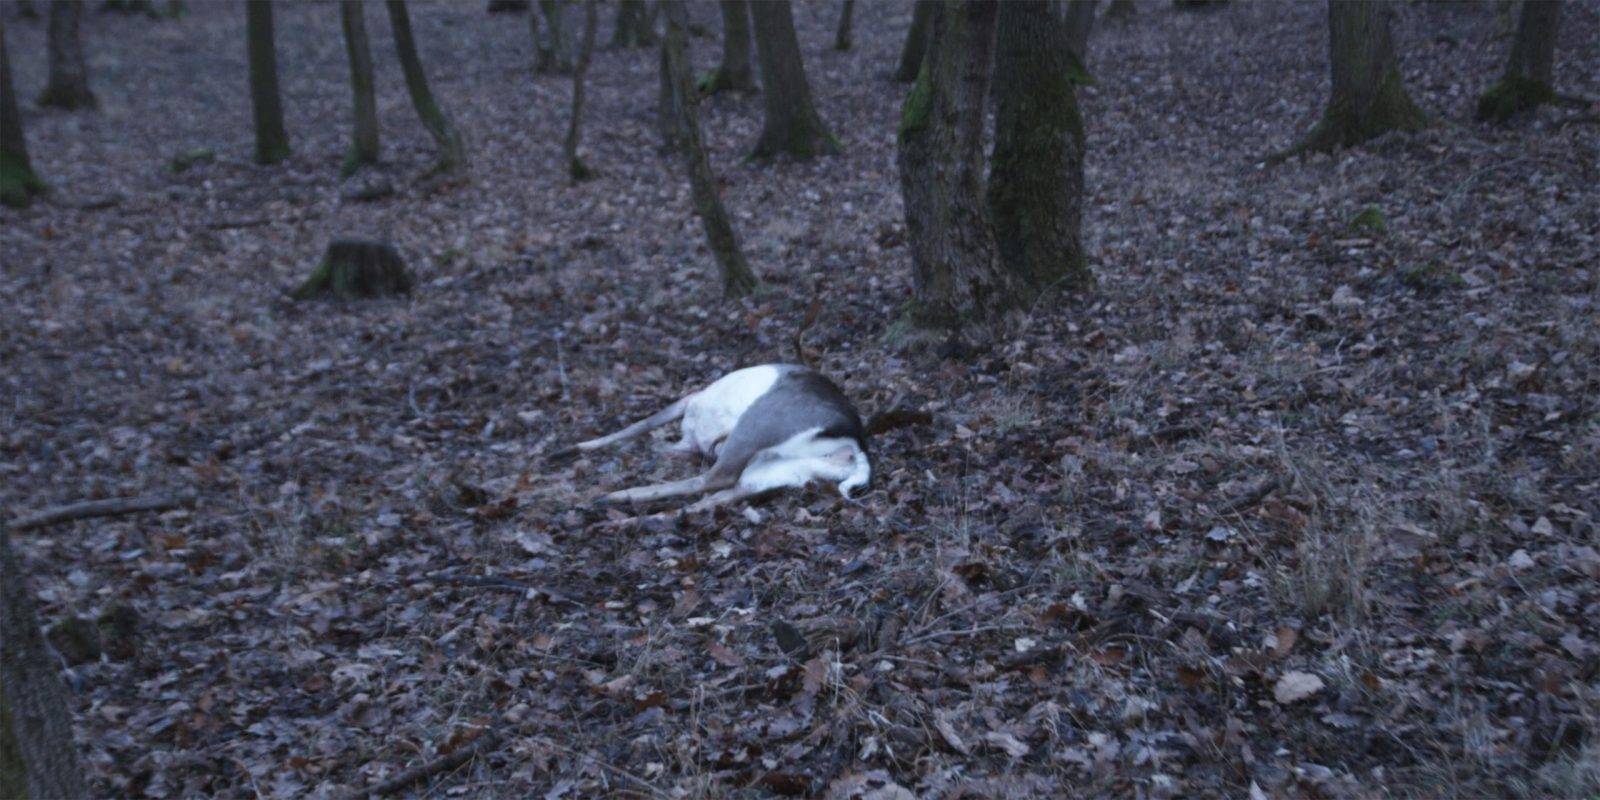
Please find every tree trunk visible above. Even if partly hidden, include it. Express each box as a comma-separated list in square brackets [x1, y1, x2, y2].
[699, 0, 753, 94]
[897, 0, 1007, 331]
[610, 0, 654, 47]
[1, 529, 89, 800]
[749, 0, 838, 160]
[339, 0, 380, 176]
[1062, 0, 1094, 64]
[656, 37, 681, 152]
[386, 0, 466, 172]
[1281, 0, 1426, 157]
[834, 0, 853, 51]
[1, 20, 47, 208]
[989, 0, 1090, 299]
[1476, 0, 1559, 121]
[662, 0, 758, 298]
[1104, 0, 1135, 19]
[894, 0, 934, 82]
[533, 0, 574, 73]
[39, 0, 94, 109]
[246, 0, 290, 165]
[564, 0, 596, 182]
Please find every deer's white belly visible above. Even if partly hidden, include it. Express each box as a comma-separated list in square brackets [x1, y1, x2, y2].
[679, 365, 784, 455]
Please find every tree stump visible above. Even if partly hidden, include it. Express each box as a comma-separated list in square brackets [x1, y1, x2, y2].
[293, 240, 413, 300]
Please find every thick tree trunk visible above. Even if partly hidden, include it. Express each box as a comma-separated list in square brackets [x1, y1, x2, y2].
[834, 0, 853, 51]
[564, 0, 596, 181]
[700, 0, 753, 94]
[39, 0, 94, 109]
[246, 0, 290, 165]
[749, 0, 838, 160]
[989, 1, 1090, 299]
[897, 0, 1007, 331]
[1, 20, 47, 208]
[662, 0, 758, 298]
[1476, 0, 1560, 121]
[1, 529, 89, 800]
[532, 0, 575, 73]
[386, 0, 466, 172]
[1282, 0, 1426, 157]
[1062, 0, 1094, 64]
[894, 0, 934, 82]
[610, 0, 654, 48]
[339, 0, 380, 176]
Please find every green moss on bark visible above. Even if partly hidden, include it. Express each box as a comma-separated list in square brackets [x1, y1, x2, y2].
[1475, 75, 1555, 122]
[0, 151, 46, 209]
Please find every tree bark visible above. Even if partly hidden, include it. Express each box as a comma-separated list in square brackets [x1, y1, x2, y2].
[700, 0, 753, 94]
[339, 0, 380, 176]
[246, 0, 290, 165]
[1062, 0, 1094, 64]
[656, 36, 681, 152]
[894, 0, 934, 82]
[834, 0, 854, 51]
[1476, 0, 1560, 121]
[532, 0, 574, 73]
[749, 0, 838, 160]
[1, 20, 46, 208]
[564, 0, 596, 181]
[989, 0, 1090, 299]
[1281, 0, 1426, 158]
[1, 529, 89, 800]
[1104, 0, 1135, 19]
[610, 0, 654, 48]
[386, 0, 466, 173]
[39, 0, 94, 109]
[897, 0, 1007, 331]
[661, 0, 758, 298]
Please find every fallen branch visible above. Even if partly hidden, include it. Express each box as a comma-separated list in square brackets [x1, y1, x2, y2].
[11, 492, 196, 532]
[366, 730, 504, 797]
[1213, 477, 1283, 517]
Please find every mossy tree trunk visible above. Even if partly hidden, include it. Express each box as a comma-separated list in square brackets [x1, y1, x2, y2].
[2, 528, 89, 800]
[662, 0, 758, 298]
[39, 0, 94, 109]
[532, 0, 575, 74]
[749, 0, 838, 160]
[339, 0, 380, 176]
[1476, 0, 1560, 122]
[610, 0, 654, 48]
[1282, 0, 1426, 158]
[563, 0, 596, 182]
[894, 0, 934, 82]
[1, 21, 47, 208]
[246, 0, 290, 165]
[385, 0, 466, 173]
[834, 0, 853, 51]
[898, 0, 1009, 331]
[700, 0, 753, 94]
[1063, 0, 1095, 64]
[293, 239, 413, 300]
[988, 0, 1090, 299]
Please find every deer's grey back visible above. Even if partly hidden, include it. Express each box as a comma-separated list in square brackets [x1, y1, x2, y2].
[707, 370, 867, 479]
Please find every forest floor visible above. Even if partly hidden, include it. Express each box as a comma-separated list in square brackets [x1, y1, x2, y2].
[3, 1, 1599, 798]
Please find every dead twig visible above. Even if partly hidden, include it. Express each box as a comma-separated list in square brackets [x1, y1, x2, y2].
[11, 492, 196, 532]
[1212, 477, 1283, 517]
[365, 730, 504, 797]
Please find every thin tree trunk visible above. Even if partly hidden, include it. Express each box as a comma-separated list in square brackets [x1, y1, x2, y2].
[834, 0, 853, 51]
[662, 0, 758, 298]
[533, 0, 574, 73]
[1279, 0, 1426, 158]
[657, 36, 681, 152]
[898, 0, 1007, 331]
[340, 0, 380, 176]
[610, 0, 652, 47]
[894, 0, 934, 82]
[1476, 0, 1560, 121]
[989, 0, 1090, 299]
[39, 0, 93, 109]
[1, 20, 47, 208]
[246, 0, 290, 165]
[386, 0, 466, 172]
[1104, 0, 1135, 19]
[1063, 0, 1094, 64]
[700, 0, 753, 94]
[1, 529, 89, 800]
[564, 0, 596, 181]
[749, 0, 838, 159]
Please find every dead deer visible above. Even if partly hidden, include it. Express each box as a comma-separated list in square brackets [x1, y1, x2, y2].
[568, 365, 871, 513]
